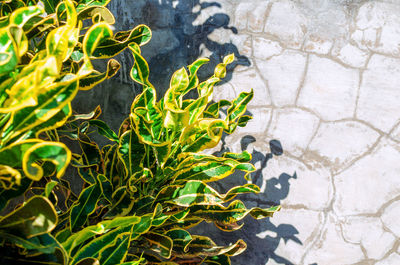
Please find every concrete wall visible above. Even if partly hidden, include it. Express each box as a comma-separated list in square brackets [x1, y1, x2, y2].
[73, 0, 400, 264]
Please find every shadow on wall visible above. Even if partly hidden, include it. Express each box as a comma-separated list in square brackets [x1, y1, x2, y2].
[201, 137, 302, 265]
[109, 0, 250, 91]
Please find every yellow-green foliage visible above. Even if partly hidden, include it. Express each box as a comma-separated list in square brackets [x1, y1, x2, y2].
[59, 50, 280, 264]
[0, 1, 280, 264]
[0, 0, 149, 197]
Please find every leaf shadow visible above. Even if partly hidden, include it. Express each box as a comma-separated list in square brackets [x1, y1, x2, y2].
[196, 137, 303, 265]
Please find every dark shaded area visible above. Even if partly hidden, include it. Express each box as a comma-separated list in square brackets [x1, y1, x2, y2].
[140, 0, 249, 89]
[72, 0, 249, 132]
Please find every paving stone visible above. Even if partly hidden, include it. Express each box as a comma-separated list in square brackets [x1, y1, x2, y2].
[352, 27, 379, 52]
[307, 121, 380, 171]
[213, 82, 237, 102]
[233, 107, 272, 136]
[356, 54, 400, 133]
[355, 2, 400, 56]
[342, 216, 396, 259]
[390, 123, 400, 142]
[247, 2, 269, 33]
[253, 37, 282, 60]
[264, 209, 323, 264]
[230, 34, 253, 59]
[304, 35, 332, 55]
[256, 50, 307, 107]
[234, 2, 269, 33]
[259, 155, 332, 211]
[221, 68, 271, 107]
[334, 138, 400, 216]
[268, 108, 320, 156]
[303, 214, 364, 265]
[208, 30, 253, 62]
[335, 43, 370, 68]
[297, 55, 359, 121]
[381, 200, 400, 237]
[375, 253, 400, 265]
[264, 0, 306, 49]
[233, 3, 252, 31]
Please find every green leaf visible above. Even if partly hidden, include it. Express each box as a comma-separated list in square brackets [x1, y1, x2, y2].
[98, 232, 131, 265]
[72, 226, 132, 264]
[76, 0, 111, 12]
[155, 181, 260, 207]
[105, 187, 135, 217]
[75, 258, 99, 265]
[83, 22, 113, 58]
[225, 90, 254, 134]
[189, 200, 280, 227]
[0, 164, 21, 189]
[203, 255, 230, 265]
[70, 183, 101, 230]
[68, 105, 101, 122]
[88, 119, 119, 142]
[1, 76, 79, 143]
[237, 115, 252, 127]
[128, 43, 152, 87]
[185, 58, 209, 94]
[79, 59, 120, 91]
[214, 54, 235, 79]
[118, 260, 145, 265]
[0, 139, 41, 167]
[97, 173, 113, 204]
[160, 218, 202, 231]
[143, 232, 173, 258]
[42, 0, 61, 14]
[204, 100, 231, 119]
[92, 24, 151, 58]
[62, 216, 140, 254]
[172, 154, 255, 183]
[128, 168, 153, 193]
[170, 67, 189, 93]
[165, 229, 193, 253]
[77, 6, 115, 24]
[103, 143, 119, 187]
[0, 196, 57, 238]
[130, 86, 163, 145]
[0, 27, 20, 75]
[9, 5, 43, 27]
[22, 141, 71, 181]
[185, 236, 245, 257]
[222, 151, 252, 162]
[23, 103, 72, 139]
[117, 130, 146, 177]
[179, 119, 226, 153]
[0, 176, 31, 211]
[44, 180, 58, 198]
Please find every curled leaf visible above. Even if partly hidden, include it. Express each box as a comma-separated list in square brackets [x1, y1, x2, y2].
[22, 142, 71, 181]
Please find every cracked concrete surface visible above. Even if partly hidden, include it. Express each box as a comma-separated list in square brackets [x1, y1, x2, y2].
[73, 0, 400, 264]
[210, 1, 400, 264]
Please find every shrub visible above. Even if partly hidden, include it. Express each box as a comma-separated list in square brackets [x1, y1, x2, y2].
[0, 1, 280, 264]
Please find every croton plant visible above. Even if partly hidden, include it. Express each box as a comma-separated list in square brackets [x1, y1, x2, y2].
[0, 0, 280, 264]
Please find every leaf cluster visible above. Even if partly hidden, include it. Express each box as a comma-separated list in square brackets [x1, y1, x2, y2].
[0, 1, 280, 264]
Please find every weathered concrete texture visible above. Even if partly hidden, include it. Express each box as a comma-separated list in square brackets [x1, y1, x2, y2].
[73, 0, 400, 264]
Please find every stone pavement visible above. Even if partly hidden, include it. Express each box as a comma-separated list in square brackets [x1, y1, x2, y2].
[74, 0, 400, 264]
[210, 1, 400, 264]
